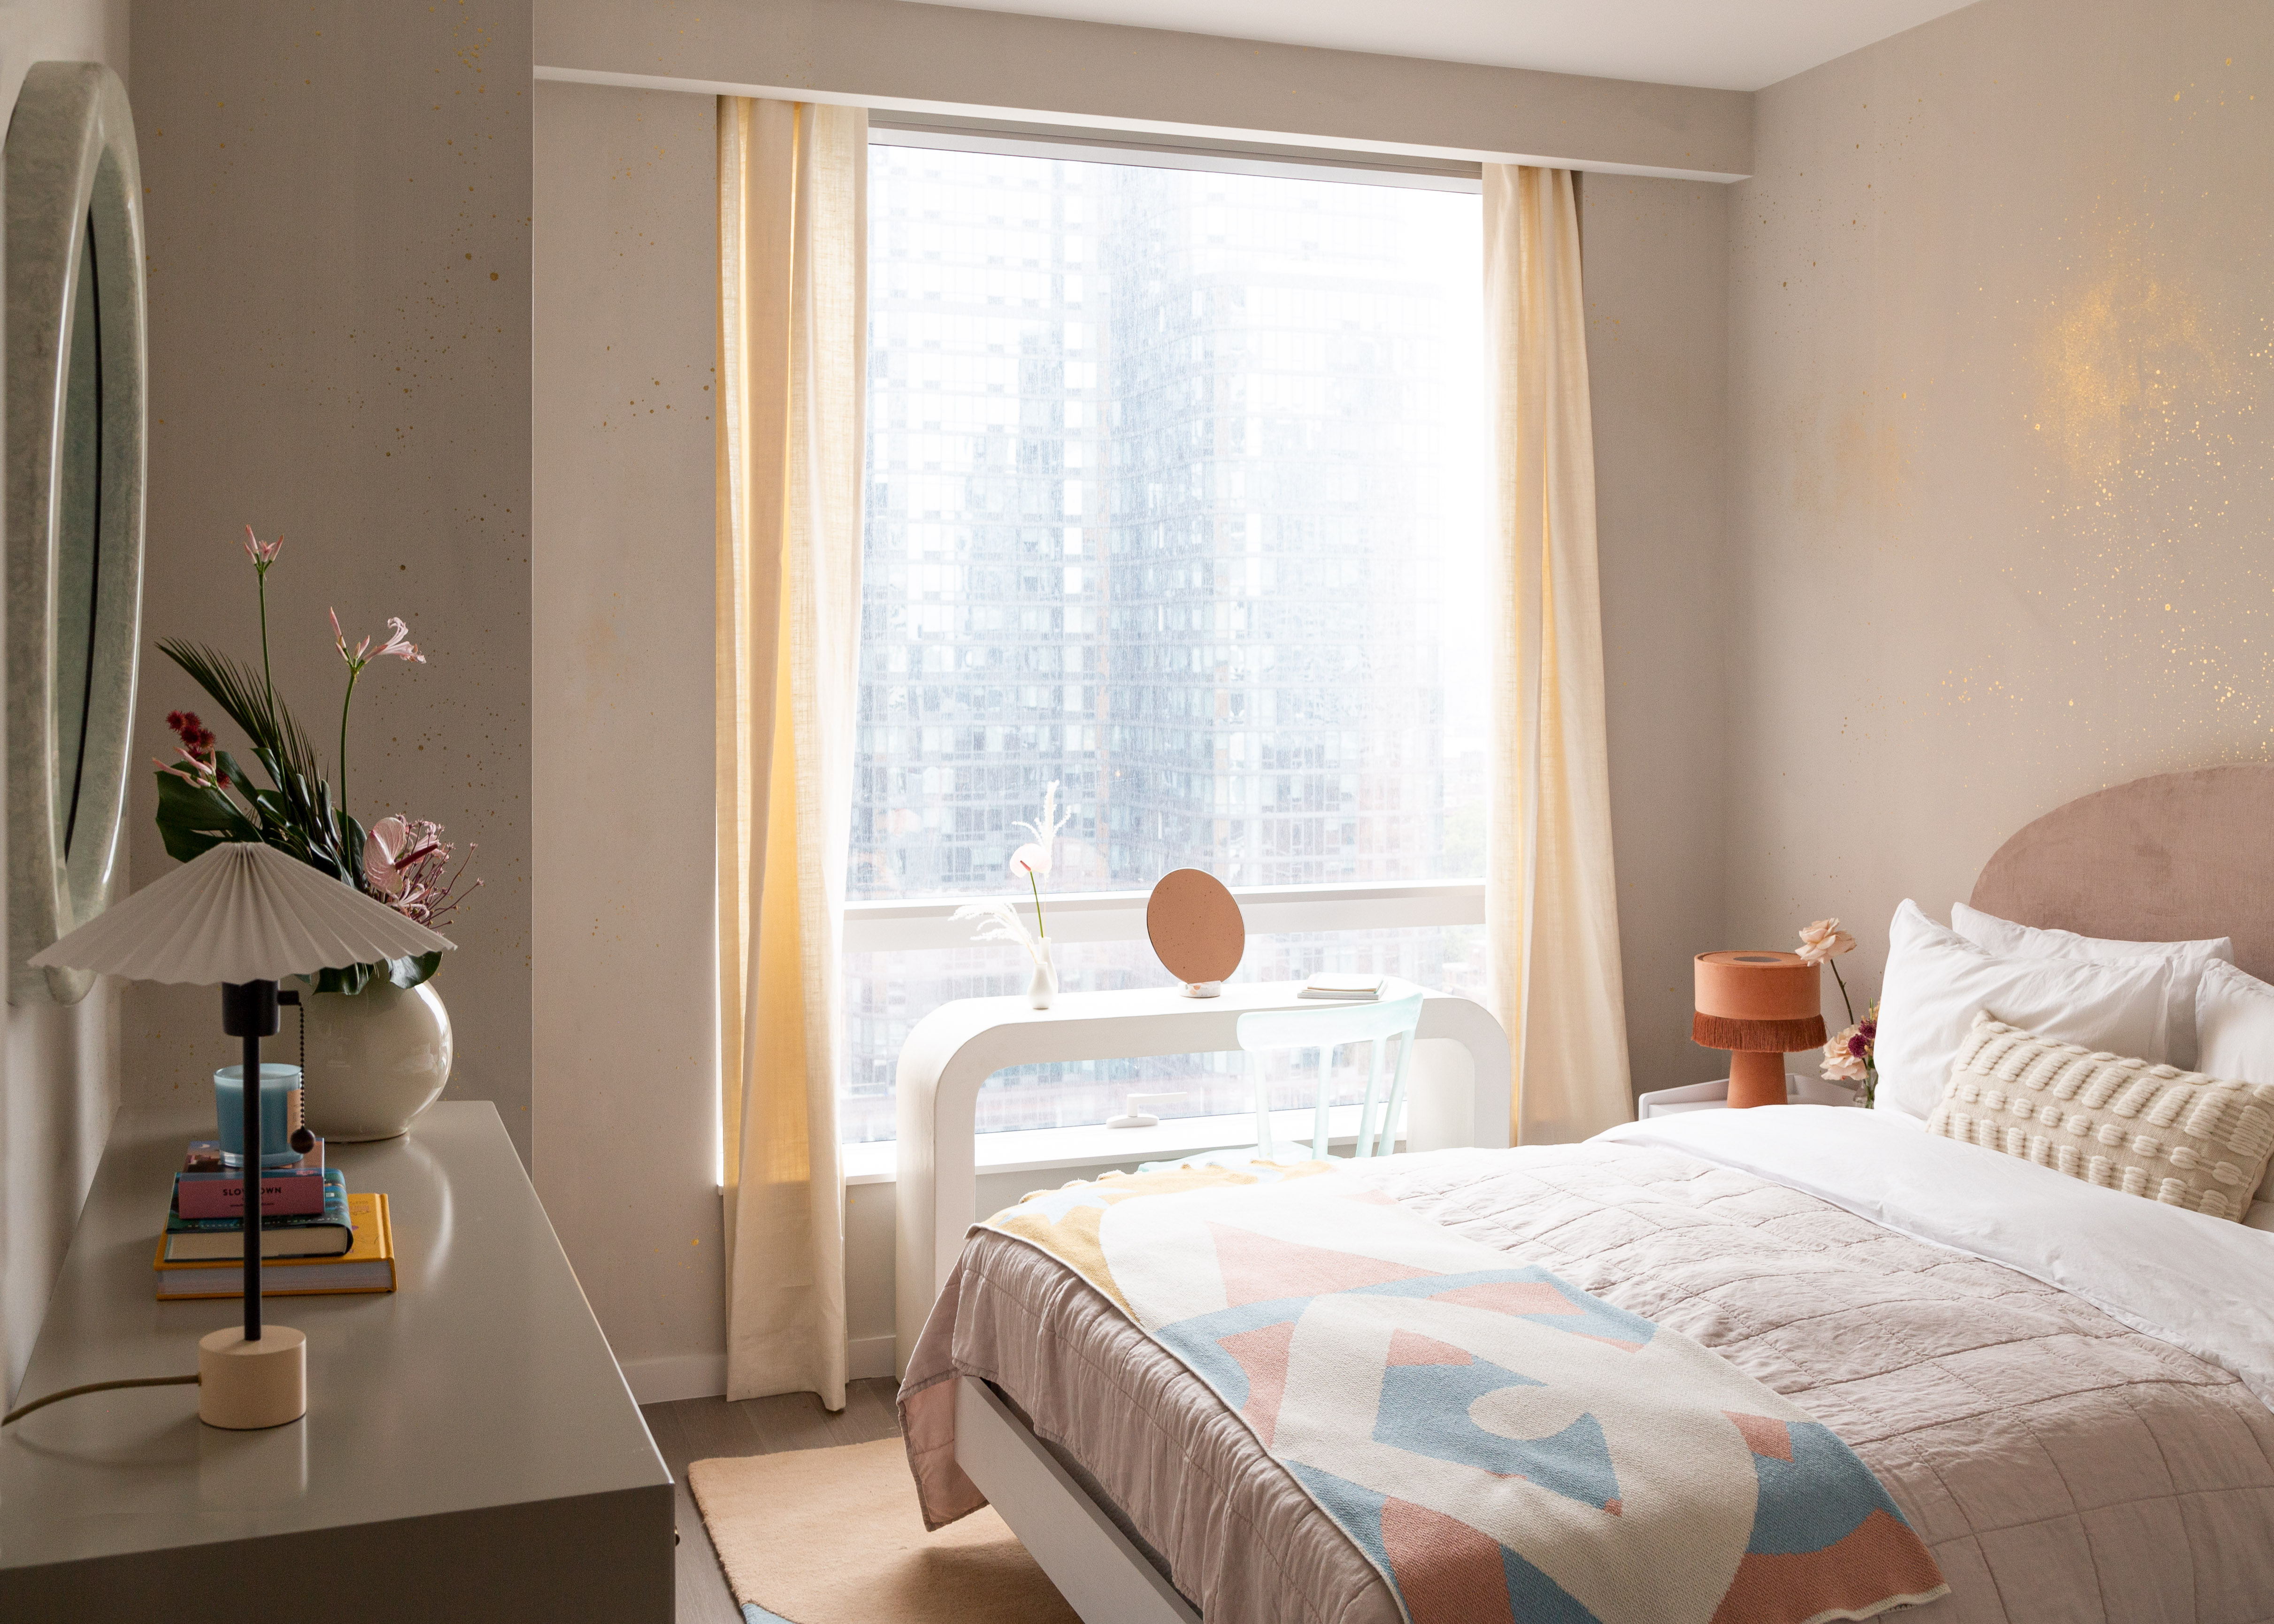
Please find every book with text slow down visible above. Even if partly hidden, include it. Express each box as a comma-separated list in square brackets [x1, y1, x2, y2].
[154, 1191, 396, 1299]
[166, 1166, 353, 1259]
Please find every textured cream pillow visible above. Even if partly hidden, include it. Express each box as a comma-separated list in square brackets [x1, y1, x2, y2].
[1928, 1013, 2274, 1221]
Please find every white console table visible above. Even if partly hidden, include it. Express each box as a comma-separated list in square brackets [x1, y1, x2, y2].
[892, 980, 1510, 1372]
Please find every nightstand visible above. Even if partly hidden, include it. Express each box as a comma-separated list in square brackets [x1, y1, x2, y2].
[1637, 1073, 1862, 1118]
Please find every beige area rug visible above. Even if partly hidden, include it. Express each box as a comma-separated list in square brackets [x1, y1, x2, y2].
[688, 1437, 1080, 1624]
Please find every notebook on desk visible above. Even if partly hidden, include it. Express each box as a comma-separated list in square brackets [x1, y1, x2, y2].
[1298, 973, 1387, 1001]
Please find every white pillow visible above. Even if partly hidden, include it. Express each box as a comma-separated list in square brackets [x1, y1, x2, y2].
[2194, 958, 2274, 1208]
[1873, 900, 2175, 1120]
[1951, 901, 2233, 1070]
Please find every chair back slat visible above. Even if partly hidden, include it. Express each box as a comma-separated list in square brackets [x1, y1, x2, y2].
[1235, 990, 1426, 1160]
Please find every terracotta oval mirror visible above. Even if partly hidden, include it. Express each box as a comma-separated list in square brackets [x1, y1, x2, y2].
[1146, 869, 1244, 996]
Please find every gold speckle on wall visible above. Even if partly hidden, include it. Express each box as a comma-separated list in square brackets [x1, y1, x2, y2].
[2033, 233, 2229, 482]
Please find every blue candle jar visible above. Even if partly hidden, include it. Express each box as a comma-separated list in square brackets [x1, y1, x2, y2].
[214, 1064, 305, 1168]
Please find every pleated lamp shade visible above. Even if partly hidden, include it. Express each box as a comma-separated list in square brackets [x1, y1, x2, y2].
[31, 840, 453, 985]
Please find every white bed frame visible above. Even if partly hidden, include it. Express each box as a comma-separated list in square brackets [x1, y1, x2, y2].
[954, 1378, 1199, 1624]
[928, 979, 1511, 1621]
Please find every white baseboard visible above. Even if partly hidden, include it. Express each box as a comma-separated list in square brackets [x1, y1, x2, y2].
[847, 1333, 897, 1382]
[622, 1337, 897, 1405]
[623, 1352, 730, 1405]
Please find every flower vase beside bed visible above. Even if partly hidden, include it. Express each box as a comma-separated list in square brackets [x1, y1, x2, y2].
[154, 527, 478, 1140]
[1799, 915, 1879, 1107]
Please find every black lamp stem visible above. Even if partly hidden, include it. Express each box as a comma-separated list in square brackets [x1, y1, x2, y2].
[221, 980, 281, 1341]
[242, 1023, 262, 1337]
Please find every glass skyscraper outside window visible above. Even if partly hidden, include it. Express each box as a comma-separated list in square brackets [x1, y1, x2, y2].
[845, 142, 1488, 1142]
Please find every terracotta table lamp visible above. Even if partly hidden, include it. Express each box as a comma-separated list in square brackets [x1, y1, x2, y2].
[1693, 950, 1826, 1109]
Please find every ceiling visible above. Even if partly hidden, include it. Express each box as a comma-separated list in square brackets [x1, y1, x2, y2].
[903, 0, 1980, 93]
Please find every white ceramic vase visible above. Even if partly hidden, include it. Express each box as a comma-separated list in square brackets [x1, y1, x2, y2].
[299, 980, 454, 1142]
[1028, 944, 1057, 1010]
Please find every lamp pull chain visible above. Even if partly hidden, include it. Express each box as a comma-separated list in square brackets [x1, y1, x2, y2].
[279, 988, 306, 1126]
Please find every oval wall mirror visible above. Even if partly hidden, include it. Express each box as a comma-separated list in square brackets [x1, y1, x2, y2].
[7, 62, 147, 1004]
[1145, 869, 1245, 997]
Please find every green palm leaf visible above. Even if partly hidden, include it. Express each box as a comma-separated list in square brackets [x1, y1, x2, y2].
[157, 638, 328, 793]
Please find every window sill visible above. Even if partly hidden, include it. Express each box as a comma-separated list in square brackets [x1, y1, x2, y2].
[840, 1102, 1396, 1187]
[843, 878, 1483, 953]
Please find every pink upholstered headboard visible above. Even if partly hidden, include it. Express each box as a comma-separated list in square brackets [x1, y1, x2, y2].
[1970, 763, 2274, 982]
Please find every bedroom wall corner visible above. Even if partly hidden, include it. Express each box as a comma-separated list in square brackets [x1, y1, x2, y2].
[127, 0, 537, 1159]
[1583, 175, 1733, 1102]
[1722, 0, 2274, 1020]
[531, 79, 726, 1395]
[0, 0, 131, 1409]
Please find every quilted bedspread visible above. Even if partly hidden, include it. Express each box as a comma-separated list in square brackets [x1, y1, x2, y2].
[901, 1128, 2274, 1624]
[978, 1159, 1945, 1624]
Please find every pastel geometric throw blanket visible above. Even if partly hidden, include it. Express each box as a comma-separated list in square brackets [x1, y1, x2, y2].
[983, 1163, 1947, 1624]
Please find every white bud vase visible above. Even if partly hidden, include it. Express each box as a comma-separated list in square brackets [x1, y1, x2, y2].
[299, 979, 454, 1141]
[1028, 943, 1057, 1010]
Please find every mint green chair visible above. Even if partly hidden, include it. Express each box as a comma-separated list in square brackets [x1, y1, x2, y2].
[1237, 990, 1427, 1161]
[1141, 988, 1428, 1172]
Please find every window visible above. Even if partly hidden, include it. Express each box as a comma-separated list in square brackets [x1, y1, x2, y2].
[847, 138, 1488, 1143]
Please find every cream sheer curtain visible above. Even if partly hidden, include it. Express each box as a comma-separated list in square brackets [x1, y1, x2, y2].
[715, 97, 866, 1407]
[1482, 165, 1634, 1145]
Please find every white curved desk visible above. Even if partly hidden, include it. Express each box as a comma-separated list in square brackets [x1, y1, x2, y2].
[892, 980, 1511, 1372]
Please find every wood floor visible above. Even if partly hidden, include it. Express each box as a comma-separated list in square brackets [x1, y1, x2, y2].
[642, 1378, 905, 1624]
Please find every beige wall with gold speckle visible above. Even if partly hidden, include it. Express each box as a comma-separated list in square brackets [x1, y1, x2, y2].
[531, 78, 726, 1399]
[128, 1, 535, 1157]
[1724, 0, 2274, 1025]
[1582, 175, 1734, 1096]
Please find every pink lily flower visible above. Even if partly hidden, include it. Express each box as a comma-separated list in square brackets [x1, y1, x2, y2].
[242, 525, 283, 569]
[330, 608, 425, 668]
[330, 606, 371, 666]
[331, 612, 426, 821]
[374, 617, 425, 663]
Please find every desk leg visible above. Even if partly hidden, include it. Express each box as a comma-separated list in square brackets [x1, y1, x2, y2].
[1413, 1009, 1513, 1152]
[894, 1052, 980, 1380]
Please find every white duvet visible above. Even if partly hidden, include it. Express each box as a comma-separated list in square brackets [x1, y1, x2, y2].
[1600, 1104, 2274, 1409]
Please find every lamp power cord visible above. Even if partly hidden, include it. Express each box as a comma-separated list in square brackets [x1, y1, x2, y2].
[3, 1374, 200, 1427]
[9, 1004, 307, 1428]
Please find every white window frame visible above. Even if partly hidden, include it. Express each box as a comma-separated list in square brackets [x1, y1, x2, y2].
[868, 113, 1485, 193]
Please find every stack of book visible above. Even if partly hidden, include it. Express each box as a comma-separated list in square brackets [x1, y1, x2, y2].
[155, 1137, 397, 1299]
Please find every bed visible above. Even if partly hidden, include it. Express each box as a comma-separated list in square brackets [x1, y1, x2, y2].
[899, 764, 2274, 1623]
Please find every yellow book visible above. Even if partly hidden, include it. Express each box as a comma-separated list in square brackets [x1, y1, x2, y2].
[154, 1191, 396, 1299]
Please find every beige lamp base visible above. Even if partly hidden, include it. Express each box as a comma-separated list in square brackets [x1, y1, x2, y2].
[197, 1325, 307, 1429]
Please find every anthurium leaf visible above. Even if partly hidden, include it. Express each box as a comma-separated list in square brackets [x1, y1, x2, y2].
[151, 802, 229, 864]
[312, 961, 376, 996]
[387, 950, 442, 989]
[153, 768, 258, 848]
